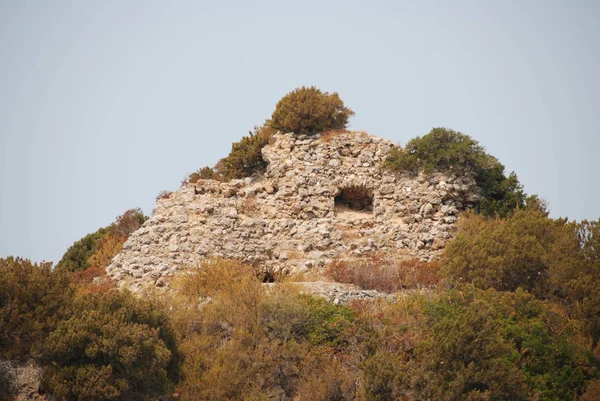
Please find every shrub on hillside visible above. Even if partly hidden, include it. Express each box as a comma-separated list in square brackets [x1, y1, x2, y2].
[271, 86, 354, 135]
[416, 288, 593, 401]
[0, 257, 74, 360]
[57, 208, 147, 273]
[385, 127, 527, 217]
[356, 289, 596, 401]
[170, 259, 357, 400]
[548, 218, 600, 345]
[44, 290, 178, 401]
[440, 210, 557, 293]
[55, 227, 109, 272]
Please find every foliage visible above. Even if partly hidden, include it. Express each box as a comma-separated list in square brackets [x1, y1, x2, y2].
[44, 290, 178, 401]
[270, 86, 354, 135]
[181, 123, 276, 185]
[385, 128, 527, 217]
[548, 219, 600, 344]
[440, 210, 558, 293]
[326, 256, 439, 292]
[418, 288, 594, 401]
[356, 289, 596, 401]
[0, 257, 74, 360]
[214, 123, 276, 181]
[56, 209, 147, 273]
[181, 166, 218, 186]
[171, 259, 357, 400]
[56, 227, 109, 272]
[112, 208, 147, 237]
[155, 190, 172, 202]
[87, 233, 126, 273]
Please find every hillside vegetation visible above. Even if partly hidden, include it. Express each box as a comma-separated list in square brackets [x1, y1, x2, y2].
[2, 88, 599, 400]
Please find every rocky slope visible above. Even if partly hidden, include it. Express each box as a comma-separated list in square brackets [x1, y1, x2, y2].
[107, 131, 480, 291]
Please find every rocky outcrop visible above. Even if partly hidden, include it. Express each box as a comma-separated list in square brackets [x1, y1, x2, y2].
[107, 131, 480, 291]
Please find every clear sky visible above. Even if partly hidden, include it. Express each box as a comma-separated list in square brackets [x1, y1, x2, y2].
[1, 0, 599, 264]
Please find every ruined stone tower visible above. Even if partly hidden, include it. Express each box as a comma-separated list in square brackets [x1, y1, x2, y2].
[107, 131, 480, 291]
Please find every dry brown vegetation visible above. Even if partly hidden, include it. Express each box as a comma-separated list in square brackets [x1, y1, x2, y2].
[325, 255, 440, 292]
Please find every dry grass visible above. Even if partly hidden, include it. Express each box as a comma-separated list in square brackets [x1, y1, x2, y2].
[325, 255, 439, 293]
[279, 270, 324, 283]
[318, 129, 348, 142]
[335, 224, 362, 240]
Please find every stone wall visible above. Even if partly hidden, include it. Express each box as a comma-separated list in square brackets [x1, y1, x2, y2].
[107, 131, 480, 290]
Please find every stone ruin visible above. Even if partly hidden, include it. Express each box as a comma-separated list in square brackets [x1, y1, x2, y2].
[107, 131, 481, 291]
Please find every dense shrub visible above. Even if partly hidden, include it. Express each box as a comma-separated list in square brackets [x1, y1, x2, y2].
[214, 123, 276, 181]
[440, 210, 557, 293]
[171, 259, 357, 400]
[56, 227, 109, 272]
[356, 289, 596, 401]
[0, 257, 74, 360]
[548, 219, 600, 344]
[385, 128, 527, 217]
[271, 86, 354, 135]
[57, 209, 147, 273]
[417, 289, 595, 401]
[181, 123, 276, 185]
[44, 290, 178, 401]
[182, 86, 353, 183]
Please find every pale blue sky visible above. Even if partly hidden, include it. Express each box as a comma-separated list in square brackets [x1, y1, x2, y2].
[1, 0, 599, 264]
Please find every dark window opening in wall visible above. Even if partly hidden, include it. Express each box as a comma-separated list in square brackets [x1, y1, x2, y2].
[334, 186, 373, 212]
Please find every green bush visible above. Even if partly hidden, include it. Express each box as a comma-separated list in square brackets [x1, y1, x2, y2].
[548, 219, 600, 345]
[214, 123, 276, 181]
[385, 128, 527, 217]
[44, 290, 178, 401]
[271, 86, 354, 135]
[56, 227, 109, 272]
[356, 289, 596, 401]
[56, 209, 147, 273]
[418, 288, 595, 401]
[0, 257, 74, 360]
[181, 123, 276, 185]
[440, 210, 557, 293]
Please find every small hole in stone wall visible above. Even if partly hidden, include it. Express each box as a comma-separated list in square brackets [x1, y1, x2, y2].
[334, 186, 373, 213]
[259, 271, 275, 283]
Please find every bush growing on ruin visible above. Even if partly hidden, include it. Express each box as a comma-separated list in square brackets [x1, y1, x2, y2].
[181, 166, 218, 186]
[181, 123, 276, 185]
[270, 86, 354, 135]
[214, 122, 276, 181]
[385, 127, 527, 217]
